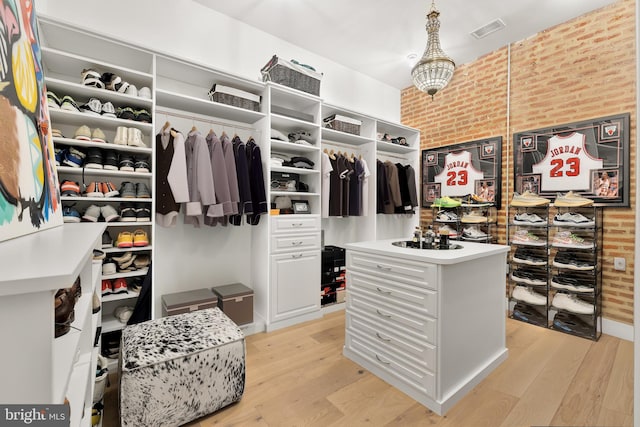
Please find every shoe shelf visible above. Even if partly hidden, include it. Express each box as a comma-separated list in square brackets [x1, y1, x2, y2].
[61, 196, 152, 203]
[45, 77, 153, 110]
[103, 246, 153, 254]
[321, 128, 371, 146]
[102, 291, 141, 304]
[50, 109, 154, 132]
[376, 140, 417, 154]
[57, 166, 152, 179]
[105, 221, 153, 227]
[101, 314, 128, 334]
[53, 137, 152, 155]
[271, 113, 320, 133]
[102, 268, 149, 280]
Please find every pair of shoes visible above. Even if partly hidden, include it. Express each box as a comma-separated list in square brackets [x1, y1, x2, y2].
[84, 148, 119, 171]
[62, 146, 86, 168]
[60, 180, 81, 197]
[63, 205, 82, 223]
[554, 191, 593, 207]
[120, 181, 151, 198]
[100, 72, 130, 93]
[552, 250, 594, 271]
[57, 94, 81, 112]
[77, 97, 116, 118]
[551, 275, 594, 293]
[102, 278, 128, 294]
[460, 211, 488, 223]
[460, 193, 493, 207]
[85, 182, 119, 198]
[511, 269, 547, 286]
[83, 204, 120, 222]
[54, 146, 67, 165]
[552, 312, 594, 336]
[102, 258, 116, 276]
[102, 230, 113, 248]
[512, 229, 547, 246]
[118, 154, 150, 173]
[116, 107, 151, 123]
[122, 85, 152, 99]
[47, 91, 63, 109]
[436, 210, 457, 222]
[512, 248, 546, 266]
[512, 285, 546, 306]
[513, 212, 547, 225]
[437, 224, 459, 238]
[74, 125, 108, 143]
[120, 202, 151, 222]
[511, 190, 550, 207]
[512, 302, 548, 326]
[462, 226, 488, 241]
[116, 229, 149, 248]
[54, 285, 78, 338]
[431, 196, 461, 208]
[102, 333, 121, 359]
[551, 231, 593, 249]
[551, 292, 594, 314]
[114, 305, 134, 324]
[114, 126, 146, 147]
[93, 249, 106, 261]
[552, 212, 595, 227]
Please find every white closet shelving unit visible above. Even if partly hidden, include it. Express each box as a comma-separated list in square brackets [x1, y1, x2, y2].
[0, 223, 104, 427]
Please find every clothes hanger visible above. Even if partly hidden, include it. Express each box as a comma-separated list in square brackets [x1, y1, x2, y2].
[162, 121, 170, 132]
[207, 128, 216, 137]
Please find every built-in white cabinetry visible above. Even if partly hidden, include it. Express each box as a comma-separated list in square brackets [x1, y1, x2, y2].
[0, 223, 104, 427]
[270, 250, 321, 322]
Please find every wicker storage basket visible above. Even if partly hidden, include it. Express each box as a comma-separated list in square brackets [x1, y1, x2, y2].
[323, 114, 362, 135]
[208, 84, 261, 111]
[261, 55, 322, 96]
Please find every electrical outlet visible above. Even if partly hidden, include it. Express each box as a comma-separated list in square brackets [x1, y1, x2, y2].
[614, 257, 626, 271]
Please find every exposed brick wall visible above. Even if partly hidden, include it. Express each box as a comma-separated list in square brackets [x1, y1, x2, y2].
[401, 0, 636, 325]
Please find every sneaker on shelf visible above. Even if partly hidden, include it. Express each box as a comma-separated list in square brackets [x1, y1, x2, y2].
[101, 182, 120, 198]
[552, 251, 594, 271]
[133, 229, 149, 247]
[134, 109, 152, 123]
[101, 279, 114, 296]
[103, 150, 119, 171]
[81, 68, 105, 89]
[116, 231, 134, 248]
[102, 230, 113, 248]
[512, 229, 547, 246]
[460, 193, 493, 207]
[551, 293, 594, 314]
[54, 291, 74, 338]
[112, 251, 132, 264]
[54, 147, 68, 166]
[462, 226, 488, 241]
[92, 249, 106, 261]
[80, 97, 103, 115]
[512, 302, 548, 325]
[114, 126, 128, 145]
[136, 182, 151, 198]
[63, 147, 86, 168]
[431, 196, 461, 208]
[112, 278, 128, 294]
[102, 258, 117, 276]
[102, 72, 130, 93]
[552, 212, 595, 227]
[512, 248, 546, 266]
[511, 190, 550, 207]
[512, 285, 547, 306]
[101, 101, 116, 118]
[60, 95, 81, 112]
[85, 147, 104, 169]
[136, 204, 151, 222]
[513, 212, 547, 225]
[119, 203, 138, 222]
[460, 211, 488, 223]
[127, 127, 146, 147]
[551, 275, 594, 293]
[62, 205, 81, 223]
[82, 204, 102, 222]
[84, 182, 104, 198]
[511, 269, 547, 286]
[119, 155, 135, 172]
[118, 254, 137, 271]
[128, 278, 143, 293]
[551, 231, 593, 249]
[119, 181, 137, 198]
[60, 180, 81, 197]
[436, 210, 457, 222]
[117, 106, 136, 120]
[134, 158, 150, 173]
[51, 128, 65, 138]
[437, 224, 459, 239]
[114, 306, 134, 324]
[133, 254, 150, 269]
[74, 125, 92, 141]
[100, 205, 120, 222]
[554, 191, 594, 207]
[91, 128, 107, 144]
[92, 291, 101, 314]
[138, 87, 152, 99]
[125, 84, 138, 97]
[47, 91, 62, 109]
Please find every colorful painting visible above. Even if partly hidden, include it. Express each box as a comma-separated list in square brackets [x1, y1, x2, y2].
[0, 0, 62, 242]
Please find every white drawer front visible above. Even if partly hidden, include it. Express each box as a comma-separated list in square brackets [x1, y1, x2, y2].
[272, 216, 320, 233]
[271, 233, 320, 253]
[349, 271, 437, 317]
[348, 251, 438, 289]
[347, 312, 436, 371]
[346, 331, 436, 399]
[347, 290, 437, 340]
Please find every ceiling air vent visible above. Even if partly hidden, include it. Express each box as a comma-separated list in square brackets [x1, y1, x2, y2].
[470, 19, 506, 39]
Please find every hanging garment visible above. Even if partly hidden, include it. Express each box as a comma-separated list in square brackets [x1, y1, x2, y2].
[321, 152, 333, 218]
[360, 158, 371, 216]
[405, 164, 419, 210]
[376, 160, 389, 214]
[246, 138, 268, 225]
[126, 265, 152, 326]
[383, 161, 402, 214]
[395, 163, 414, 214]
[349, 158, 364, 216]
[328, 155, 342, 216]
[207, 134, 241, 227]
[184, 130, 217, 227]
[339, 154, 354, 217]
[155, 129, 189, 227]
[229, 136, 253, 226]
[205, 132, 233, 218]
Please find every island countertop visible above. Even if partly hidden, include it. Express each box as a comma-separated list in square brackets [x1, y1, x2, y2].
[345, 238, 510, 265]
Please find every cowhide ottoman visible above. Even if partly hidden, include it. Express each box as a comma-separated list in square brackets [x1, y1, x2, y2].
[119, 308, 245, 427]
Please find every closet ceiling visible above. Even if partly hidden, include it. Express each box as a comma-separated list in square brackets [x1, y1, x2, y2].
[193, 0, 618, 90]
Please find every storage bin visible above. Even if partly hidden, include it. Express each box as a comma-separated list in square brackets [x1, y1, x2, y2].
[323, 114, 362, 135]
[119, 308, 245, 427]
[161, 288, 218, 317]
[261, 55, 322, 96]
[208, 83, 261, 111]
[212, 283, 254, 326]
[271, 171, 300, 192]
[322, 245, 346, 284]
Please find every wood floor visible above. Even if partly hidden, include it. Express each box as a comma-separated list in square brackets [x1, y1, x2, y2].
[102, 310, 633, 427]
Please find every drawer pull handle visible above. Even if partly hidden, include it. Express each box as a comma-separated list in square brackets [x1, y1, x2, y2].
[375, 354, 391, 365]
[376, 264, 392, 271]
[376, 287, 391, 295]
[291, 241, 303, 246]
[376, 333, 391, 342]
[292, 223, 303, 227]
[291, 253, 303, 259]
[376, 309, 392, 319]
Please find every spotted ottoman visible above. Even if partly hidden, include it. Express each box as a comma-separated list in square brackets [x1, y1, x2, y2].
[119, 308, 245, 427]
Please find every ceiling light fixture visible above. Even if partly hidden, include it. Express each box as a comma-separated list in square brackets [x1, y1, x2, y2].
[411, 0, 455, 98]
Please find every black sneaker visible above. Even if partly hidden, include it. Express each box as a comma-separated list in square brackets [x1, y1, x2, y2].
[551, 274, 595, 293]
[135, 203, 151, 222]
[511, 269, 547, 286]
[119, 202, 137, 222]
[80, 97, 103, 115]
[512, 248, 546, 266]
[134, 158, 150, 173]
[552, 251, 594, 271]
[134, 109, 152, 123]
[85, 147, 104, 169]
[552, 312, 594, 336]
[119, 154, 135, 172]
[116, 106, 136, 120]
[103, 149, 119, 171]
[102, 230, 113, 248]
[512, 302, 548, 326]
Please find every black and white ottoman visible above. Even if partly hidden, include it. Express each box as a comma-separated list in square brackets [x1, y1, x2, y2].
[119, 308, 245, 427]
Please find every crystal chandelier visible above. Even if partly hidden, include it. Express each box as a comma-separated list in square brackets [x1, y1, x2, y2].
[411, 0, 455, 98]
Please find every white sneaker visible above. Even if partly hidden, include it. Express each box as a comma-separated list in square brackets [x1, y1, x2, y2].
[92, 128, 107, 144]
[551, 231, 593, 249]
[512, 229, 547, 246]
[512, 285, 547, 305]
[552, 212, 594, 227]
[513, 212, 547, 225]
[100, 205, 120, 222]
[138, 86, 152, 99]
[126, 84, 138, 97]
[82, 204, 101, 222]
[114, 126, 128, 145]
[101, 101, 116, 118]
[127, 128, 146, 147]
[551, 293, 594, 314]
[462, 226, 488, 240]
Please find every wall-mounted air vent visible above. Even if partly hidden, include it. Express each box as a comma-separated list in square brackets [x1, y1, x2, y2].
[470, 18, 506, 39]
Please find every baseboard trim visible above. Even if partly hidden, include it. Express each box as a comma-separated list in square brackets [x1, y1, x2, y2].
[602, 318, 634, 342]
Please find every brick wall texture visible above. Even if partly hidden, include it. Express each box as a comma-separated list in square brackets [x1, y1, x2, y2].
[401, 0, 636, 325]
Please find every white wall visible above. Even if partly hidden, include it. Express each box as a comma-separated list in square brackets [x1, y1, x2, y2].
[36, 0, 401, 121]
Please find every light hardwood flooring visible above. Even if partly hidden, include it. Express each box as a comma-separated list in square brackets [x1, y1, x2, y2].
[102, 310, 633, 427]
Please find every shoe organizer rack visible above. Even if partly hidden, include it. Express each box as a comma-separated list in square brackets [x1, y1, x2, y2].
[507, 204, 602, 340]
[431, 203, 497, 243]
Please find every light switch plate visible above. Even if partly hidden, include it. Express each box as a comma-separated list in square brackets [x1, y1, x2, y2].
[614, 257, 626, 271]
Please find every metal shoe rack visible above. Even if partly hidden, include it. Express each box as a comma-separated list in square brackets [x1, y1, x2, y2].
[432, 203, 497, 243]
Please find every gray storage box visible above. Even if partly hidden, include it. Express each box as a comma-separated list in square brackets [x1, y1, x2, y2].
[212, 283, 254, 326]
[162, 288, 218, 317]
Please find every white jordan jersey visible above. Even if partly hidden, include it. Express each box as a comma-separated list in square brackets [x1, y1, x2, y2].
[434, 151, 484, 196]
[531, 133, 603, 192]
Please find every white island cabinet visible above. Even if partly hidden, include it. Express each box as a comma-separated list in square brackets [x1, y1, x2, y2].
[344, 238, 510, 415]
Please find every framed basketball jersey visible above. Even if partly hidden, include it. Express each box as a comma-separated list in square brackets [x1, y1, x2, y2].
[422, 137, 502, 208]
[514, 113, 630, 207]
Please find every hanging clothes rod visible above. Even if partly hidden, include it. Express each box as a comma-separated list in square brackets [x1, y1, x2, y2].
[321, 140, 367, 150]
[377, 152, 411, 162]
[155, 108, 260, 134]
